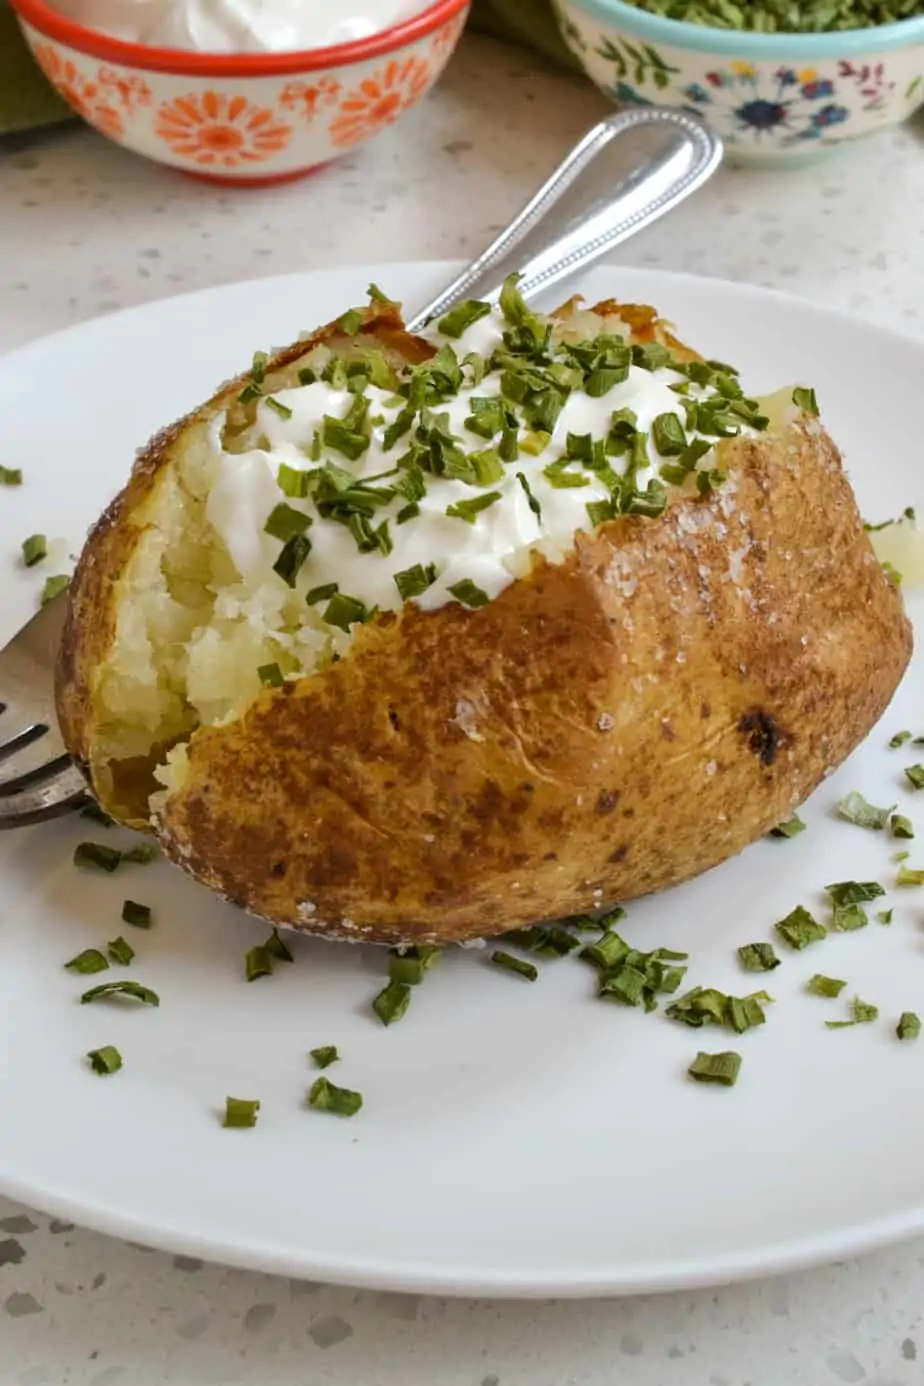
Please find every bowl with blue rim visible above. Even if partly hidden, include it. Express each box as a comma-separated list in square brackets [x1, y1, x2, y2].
[550, 0, 924, 163]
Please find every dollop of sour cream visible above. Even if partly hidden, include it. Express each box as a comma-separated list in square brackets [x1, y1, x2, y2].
[203, 302, 760, 626]
[50, 0, 430, 52]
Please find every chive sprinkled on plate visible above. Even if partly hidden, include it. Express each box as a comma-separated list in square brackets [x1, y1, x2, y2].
[770, 815, 805, 839]
[687, 1051, 741, 1087]
[310, 1046, 339, 1070]
[0, 466, 22, 486]
[836, 792, 894, 830]
[877, 909, 894, 925]
[897, 1012, 921, 1041]
[892, 814, 914, 839]
[775, 905, 826, 949]
[74, 842, 122, 873]
[41, 575, 70, 606]
[897, 864, 924, 886]
[21, 533, 47, 567]
[223, 1097, 260, 1129]
[121, 900, 152, 929]
[81, 801, 113, 827]
[308, 1077, 362, 1117]
[666, 987, 771, 1033]
[890, 730, 912, 748]
[905, 765, 924, 791]
[825, 881, 885, 905]
[826, 996, 878, 1029]
[123, 842, 157, 865]
[372, 980, 412, 1025]
[65, 948, 109, 975]
[265, 928, 294, 962]
[737, 942, 780, 972]
[87, 1045, 122, 1076]
[107, 936, 135, 967]
[806, 974, 847, 998]
[490, 951, 538, 982]
[245, 945, 273, 982]
[388, 945, 440, 986]
[80, 980, 159, 1006]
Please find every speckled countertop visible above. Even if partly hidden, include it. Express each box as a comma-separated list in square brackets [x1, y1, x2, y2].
[3, 29, 924, 1386]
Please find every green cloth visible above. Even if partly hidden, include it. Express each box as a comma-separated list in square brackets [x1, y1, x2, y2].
[0, 0, 75, 133]
[0, 0, 572, 137]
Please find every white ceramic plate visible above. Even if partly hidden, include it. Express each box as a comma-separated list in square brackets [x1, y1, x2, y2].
[1, 261, 922, 1299]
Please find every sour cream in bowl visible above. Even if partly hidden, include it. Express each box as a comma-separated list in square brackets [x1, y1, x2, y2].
[11, 0, 469, 182]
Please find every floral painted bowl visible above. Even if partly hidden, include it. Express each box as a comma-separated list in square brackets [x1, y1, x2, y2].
[10, 0, 469, 184]
[551, 0, 924, 164]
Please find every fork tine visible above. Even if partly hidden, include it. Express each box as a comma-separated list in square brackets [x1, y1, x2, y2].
[0, 761, 87, 828]
[0, 752, 74, 798]
[0, 722, 49, 762]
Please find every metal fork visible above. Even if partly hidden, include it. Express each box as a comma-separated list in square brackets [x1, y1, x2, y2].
[0, 594, 87, 826]
[0, 105, 721, 829]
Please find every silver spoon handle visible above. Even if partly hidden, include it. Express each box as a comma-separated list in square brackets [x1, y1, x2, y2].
[406, 107, 721, 331]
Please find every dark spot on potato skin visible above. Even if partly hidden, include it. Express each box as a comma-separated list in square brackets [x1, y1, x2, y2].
[701, 701, 711, 719]
[739, 708, 784, 767]
[595, 789, 620, 815]
[661, 720, 676, 741]
[538, 809, 565, 831]
[388, 707, 401, 731]
[543, 851, 558, 862]
[608, 845, 628, 864]
[270, 861, 286, 878]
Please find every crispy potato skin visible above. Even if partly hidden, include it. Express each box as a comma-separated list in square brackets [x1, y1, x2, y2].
[57, 303, 913, 943]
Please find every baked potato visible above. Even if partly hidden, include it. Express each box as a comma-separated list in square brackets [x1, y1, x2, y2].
[56, 281, 912, 944]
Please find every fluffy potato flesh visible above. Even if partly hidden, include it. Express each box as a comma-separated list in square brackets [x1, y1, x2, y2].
[57, 297, 912, 943]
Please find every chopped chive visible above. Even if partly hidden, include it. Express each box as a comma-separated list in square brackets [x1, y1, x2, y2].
[81, 801, 113, 827]
[73, 842, 122, 873]
[775, 905, 826, 949]
[890, 730, 912, 748]
[310, 1045, 339, 1069]
[770, 815, 805, 839]
[895, 850, 910, 862]
[40, 574, 70, 606]
[322, 416, 369, 461]
[323, 592, 372, 632]
[0, 466, 22, 485]
[250, 349, 268, 385]
[905, 765, 924, 791]
[897, 864, 924, 886]
[80, 980, 159, 1006]
[437, 300, 492, 338]
[106, 936, 134, 967]
[122, 842, 157, 865]
[396, 502, 420, 525]
[792, 386, 819, 416]
[265, 396, 293, 421]
[257, 662, 284, 688]
[372, 980, 411, 1025]
[87, 1045, 122, 1075]
[277, 463, 310, 498]
[65, 948, 109, 975]
[836, 792, 894, 829]
[337, 308, 364, 335]
[272, 533, 312, 588]
[367, 282, 393, 304]
[307, 1076, 362, 1117]
[831, 902, 869, 932]
[265, 928, 294, 962]
[516, 471, 542, 523]
[445, 491, 502, 524]
[737, 942, 780, 972]
[394, 563, 438, 602]
[490, 950, 538, 981]
[687, 1051, 741, 1087]
[121, 900, 152, 929]
[826, 996, 879, 1029]
[581, 930, 631, 970]
[877, 908, 894, 925]
[651, 411, 687, 456]
[806, 974, 847, 998]
[264, 502, 311, 542]
[825, 881, 885, 905]
[245, 945, 273, 982]
[892, 814, 915, 839]
[388, 945, 440, 985]
[897, 1012, 921, 1041]
[306, 582, 339, 606]
[223, 1097, 260, 1129]
[665, 986, 771, 1032]
[21, 533, 47, 567]
[447, 578, 489, 609]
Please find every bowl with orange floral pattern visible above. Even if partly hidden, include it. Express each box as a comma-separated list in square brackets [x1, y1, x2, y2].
[552, 0, 924, 164]
[10, 0, 470, 184]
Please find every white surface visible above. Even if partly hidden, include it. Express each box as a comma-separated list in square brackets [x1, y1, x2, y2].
[3, 25, 924, 1384]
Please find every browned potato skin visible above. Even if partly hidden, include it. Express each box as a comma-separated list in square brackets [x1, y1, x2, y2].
[57, 303, 913, 943]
